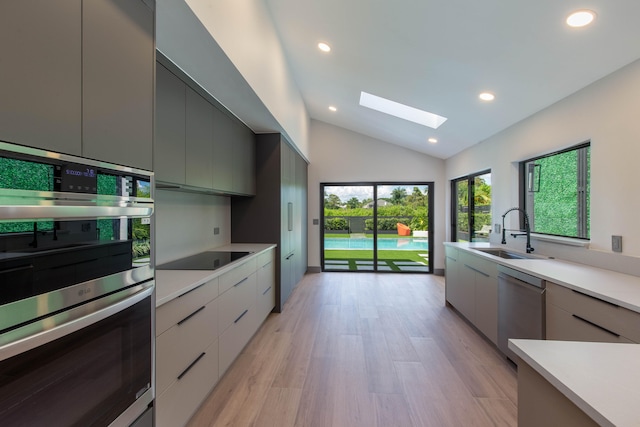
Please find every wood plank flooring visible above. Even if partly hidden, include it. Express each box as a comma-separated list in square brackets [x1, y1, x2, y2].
[187, 272, 517, 427]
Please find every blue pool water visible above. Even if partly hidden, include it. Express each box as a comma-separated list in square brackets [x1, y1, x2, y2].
[324, 237, 429, 250]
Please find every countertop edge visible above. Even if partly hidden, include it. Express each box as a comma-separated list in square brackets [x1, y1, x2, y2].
[444, 242, 640, 313]
[508, 339, 639, 427]
[155, 243, 277, 307]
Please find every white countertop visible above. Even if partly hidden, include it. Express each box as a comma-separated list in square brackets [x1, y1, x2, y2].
[155, 243, 276, 307]
[509, 339, 640, 427]
[445, 242, 640, 313]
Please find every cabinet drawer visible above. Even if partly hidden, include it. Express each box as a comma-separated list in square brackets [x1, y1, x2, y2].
[445, 246, 458, 261]
[156, 278, 219, 336]
[257, 248, 275, 268]
[460, 251, 497, 277]
[219, 257, 257, 294]
[547, 282, 640, 342]
[257, 255, 275, 291]
[546, 303, 634, 344]
[156, 299, 218, 395]
[218, 272, 257, 331]
[218, 306, 260, 377]
[257, 279, 275, 321]
[156, 339, 219, 427]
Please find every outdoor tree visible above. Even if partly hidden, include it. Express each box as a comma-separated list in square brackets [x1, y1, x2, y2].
[390, 187, 407, 205]
[346, 197, 360, 209]
[324, 193, 342, 209]
[406, 187, 427, 207]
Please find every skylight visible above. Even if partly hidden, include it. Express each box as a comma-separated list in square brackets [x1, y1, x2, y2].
[359, 91, 447, 129]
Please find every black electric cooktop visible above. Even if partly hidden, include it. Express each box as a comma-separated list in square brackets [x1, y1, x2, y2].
[157, 251, 252, 271]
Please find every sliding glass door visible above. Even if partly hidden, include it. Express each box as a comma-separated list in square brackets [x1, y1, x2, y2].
[322, 182, 433, 273]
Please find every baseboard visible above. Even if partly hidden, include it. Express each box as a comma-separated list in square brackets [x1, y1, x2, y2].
[434, 268, 444, 276]
[307, 266, 321, 273]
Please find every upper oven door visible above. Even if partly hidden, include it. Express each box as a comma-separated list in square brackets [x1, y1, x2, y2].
[0, 141, 154, 332]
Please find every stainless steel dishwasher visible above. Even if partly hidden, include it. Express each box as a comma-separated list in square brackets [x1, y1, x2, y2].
[497, 265, 546, 364]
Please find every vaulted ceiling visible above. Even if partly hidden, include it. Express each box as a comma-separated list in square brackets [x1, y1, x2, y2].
[263, 0, 640, 158]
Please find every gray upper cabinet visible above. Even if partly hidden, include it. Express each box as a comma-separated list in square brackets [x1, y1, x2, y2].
[186, 88, 214, 188]
[155, 56, 255, 196]
[155, 64, 186, 184]
[232, 121, 256, 195]
[82, 0, 154, 170]
[0, 0, 154, 169]
[0, 1, 82, 155]
[212, 107, 234, 193]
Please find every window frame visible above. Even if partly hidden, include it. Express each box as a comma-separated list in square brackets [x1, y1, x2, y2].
[451, 169, 491, 242]
[519, 141, 590, 240]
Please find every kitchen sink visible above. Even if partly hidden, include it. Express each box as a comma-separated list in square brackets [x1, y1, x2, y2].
[473, 248, 545, 260]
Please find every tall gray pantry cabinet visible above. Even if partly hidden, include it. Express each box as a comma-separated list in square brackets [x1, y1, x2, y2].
[0, 0, 155, 170]
[232, 133, 308, 312]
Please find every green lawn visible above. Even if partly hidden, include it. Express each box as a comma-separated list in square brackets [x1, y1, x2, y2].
[324, 249, 428, 271]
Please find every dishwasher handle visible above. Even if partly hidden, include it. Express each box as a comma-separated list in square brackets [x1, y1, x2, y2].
[499, 273, 547, 295]
[497, 265, 545, 289]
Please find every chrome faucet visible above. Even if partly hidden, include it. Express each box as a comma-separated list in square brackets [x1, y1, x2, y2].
[501, 207, 534, 253]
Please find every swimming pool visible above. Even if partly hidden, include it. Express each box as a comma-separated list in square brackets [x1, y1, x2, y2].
[324, 237, 429, 250]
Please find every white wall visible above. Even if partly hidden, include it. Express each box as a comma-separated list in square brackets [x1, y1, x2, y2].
[446, 58, 640, 276]
[308, 120, 447, 271]
[155, 190, 231, 265]
[182, 0, 310, 159]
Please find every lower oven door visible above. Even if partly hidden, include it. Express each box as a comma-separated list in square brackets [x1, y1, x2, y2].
[0, 282, 154, 427]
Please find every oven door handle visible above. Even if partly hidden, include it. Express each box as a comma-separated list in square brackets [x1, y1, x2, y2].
[0, 204, 153, 221]
[0, 281, 154, 362]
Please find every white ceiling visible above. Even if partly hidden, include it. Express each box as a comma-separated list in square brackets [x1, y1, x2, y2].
[263, 0, 640, 159]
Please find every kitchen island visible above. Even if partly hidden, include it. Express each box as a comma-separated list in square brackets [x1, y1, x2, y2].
[509, 339, 640, 427]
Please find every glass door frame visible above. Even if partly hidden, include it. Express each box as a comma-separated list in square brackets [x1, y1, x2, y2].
[451, 169, 491, 242]
[320, 181, 434, 273]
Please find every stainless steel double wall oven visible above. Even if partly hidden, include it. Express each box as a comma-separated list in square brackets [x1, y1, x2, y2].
[0, 142, 155, 427]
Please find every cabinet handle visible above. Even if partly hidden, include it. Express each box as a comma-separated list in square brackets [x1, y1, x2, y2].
[234, 277, 248, 287]
[178, 282, 206, 298]
[463, 263, 490, 278]
[262, 261, 273, 268]
[572, 314, 620, 338]
[177, 352, 206, 380]
[262, 286, 272, 295]
[234, 309, 249, 324]
[286, 253, 294, 260]
[288, 202, 293, 231]
[571, 289, 619, 308]
[177, 306, 205, 326]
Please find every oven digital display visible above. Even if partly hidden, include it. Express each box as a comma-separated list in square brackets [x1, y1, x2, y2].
[57, 163, 97, 193]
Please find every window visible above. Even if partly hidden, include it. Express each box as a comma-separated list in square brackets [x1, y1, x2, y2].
[451, 171, 491, 242]
[521, 142, 590, 239]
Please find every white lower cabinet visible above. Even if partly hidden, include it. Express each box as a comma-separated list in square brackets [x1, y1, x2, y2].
[156, 339, 219, 427]
[218, 305, 261, 376]
[546, 281, 639, 343]
[446, 248, 498, 345]
[155, 247, 276, 427]
[257, 250, 276, 319]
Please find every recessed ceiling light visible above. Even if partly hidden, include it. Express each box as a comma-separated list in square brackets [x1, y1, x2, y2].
[479, 92, 495, 101]
[566, 10, 596, 27]
[359, 91, 447, 129]
[428, 138, 438, 144]
[328, 106, 337, 112]
[318, 42, 331, 52]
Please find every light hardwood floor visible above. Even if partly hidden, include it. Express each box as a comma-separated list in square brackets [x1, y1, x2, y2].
[187, 272, 517, 427]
